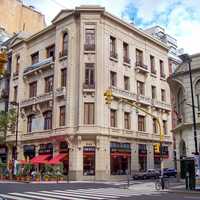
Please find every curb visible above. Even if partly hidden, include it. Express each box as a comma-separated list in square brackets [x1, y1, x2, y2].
[169, 189, 200, 195]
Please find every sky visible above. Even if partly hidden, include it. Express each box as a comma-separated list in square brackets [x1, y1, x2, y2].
[24, 0, 200, 54]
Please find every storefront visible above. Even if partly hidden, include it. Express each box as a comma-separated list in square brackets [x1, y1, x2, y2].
[138, 144, 147, 171]
[23, 145, 35, 160]
[0, 145, 7, 163]
[83, 146, 95, 176]
[154, 146, 169, 169]
[110, 142, 131, 175]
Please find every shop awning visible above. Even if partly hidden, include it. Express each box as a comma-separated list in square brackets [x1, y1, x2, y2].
[30, 154, 51, 164]
[20, 160, 30, 164]
[48, 153, 68, 164]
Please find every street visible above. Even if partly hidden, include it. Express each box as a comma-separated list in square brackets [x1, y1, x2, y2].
[0, 181, 199, 200]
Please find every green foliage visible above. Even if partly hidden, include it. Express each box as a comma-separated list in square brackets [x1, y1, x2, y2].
[23, 164, 32, 176]
[0, 108, 17, 144]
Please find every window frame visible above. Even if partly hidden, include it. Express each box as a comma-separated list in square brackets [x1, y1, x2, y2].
[138, 115, 145, 132]
[29, 81, 37, 98]
[84, 103, 95, 124]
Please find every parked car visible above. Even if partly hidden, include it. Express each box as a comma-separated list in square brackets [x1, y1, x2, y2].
[132, 169, 160, 180]
[163, 168, 177, 177]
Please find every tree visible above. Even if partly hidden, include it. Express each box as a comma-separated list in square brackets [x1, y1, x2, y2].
[0, 108, 17, 144]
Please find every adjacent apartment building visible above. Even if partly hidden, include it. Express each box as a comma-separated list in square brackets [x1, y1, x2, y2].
[168, 53, 200, 159]
[7, 6, 173, 180]
[0, 0, 45, 35]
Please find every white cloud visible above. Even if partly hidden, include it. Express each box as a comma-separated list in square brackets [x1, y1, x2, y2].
[24, 0, 200, 54]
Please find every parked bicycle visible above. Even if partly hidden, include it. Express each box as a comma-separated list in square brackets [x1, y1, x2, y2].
[155, 177, 169, 191]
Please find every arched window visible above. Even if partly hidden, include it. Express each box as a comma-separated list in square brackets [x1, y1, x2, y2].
[195, 79, 200, 111]
[62, 32, 68, 56]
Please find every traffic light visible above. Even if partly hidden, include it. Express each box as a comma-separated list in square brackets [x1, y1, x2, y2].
[104, 89, 113, 104]
[154, 143, 160, 153]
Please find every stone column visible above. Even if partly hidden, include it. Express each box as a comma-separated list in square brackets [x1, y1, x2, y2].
[131, 142, 139, 173]
[95, 136, 110, 180]
[147, 143, 154, 169]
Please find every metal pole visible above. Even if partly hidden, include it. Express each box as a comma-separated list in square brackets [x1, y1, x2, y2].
[15, 103, 19, 160]
[188, 60, 198, 155]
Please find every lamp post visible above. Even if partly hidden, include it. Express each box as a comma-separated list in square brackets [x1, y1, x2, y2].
[10, 101, 19, 160]
[179, 54, 198, 155]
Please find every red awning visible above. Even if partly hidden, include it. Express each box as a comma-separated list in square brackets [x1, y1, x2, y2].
[30, 154, 51, 164]
[48, 153, 68, 165]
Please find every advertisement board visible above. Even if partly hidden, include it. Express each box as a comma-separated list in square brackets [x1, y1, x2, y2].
[194, 155, 200, 190]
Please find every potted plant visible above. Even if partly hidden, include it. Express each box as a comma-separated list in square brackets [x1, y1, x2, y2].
[44, 174, 50, 181]
[23, 163, 32, 181]
[35, 172, 41, 181]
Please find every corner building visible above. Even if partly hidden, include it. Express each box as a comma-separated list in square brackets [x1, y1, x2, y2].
[7, 6, 173, 180]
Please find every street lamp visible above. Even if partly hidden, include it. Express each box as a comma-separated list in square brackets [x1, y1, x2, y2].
[9, 101, 19, 160]
[179, 54, 199, 155]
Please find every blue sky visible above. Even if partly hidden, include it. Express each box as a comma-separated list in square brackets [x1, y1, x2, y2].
[24, 0, 200, 54]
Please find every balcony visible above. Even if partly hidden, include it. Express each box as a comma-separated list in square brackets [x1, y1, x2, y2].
[151, 99, 171, 111]
[110, 86, 137, 101]
[20, 92, 53, 108]
[137, 94, 151, 105]
[135, 61, 149, 74]
[55, 87, 66, 98]
[83, 83, 95, 90]
[23, 57, 54, 77]
[84, 44, 95, 51]
[110, 51, 118, 61]
[123, 56, 131, 65]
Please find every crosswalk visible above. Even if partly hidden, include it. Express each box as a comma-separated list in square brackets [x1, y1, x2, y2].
[0, 184, 166, 200]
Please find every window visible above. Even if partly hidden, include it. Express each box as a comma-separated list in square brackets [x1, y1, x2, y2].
[59, 106, 65, 126]
[136, 49, 143, 66]
[163, 120, 167, 135]
[124, 76, 130, 91]
[61, 68, 67, 87]
[123, 42, 130, 63]
[84, 63, 95, 89]
[45, 76, 53, 93]
[161, 89, 166, 102]
[29, 81, 37, 98]
[110, 36, 117, 58]
[124, 112, 130, 129]
[110, 71, 117, 87]
[151, 85, 156, 99]
[43, 111, 52, 130]
[61, 32, 68, 57]
[27, 115, 34, 133]
[16, 55, 20, 74]
[13, 86, 18, 102]
[160, 60, 165, 78]
[110, 109, 117, 127]
[138, 115, 145, 132]
[137, 81, 145, 95]
[150, 55, 156, 74]
[46, 44, 55, 60]
[195, 80, 200, 111]
[84, 103, 94, 124]
[83, 147, 95, 176]
[31, 52, 39, 65]
[84, 29, 95, 51]
[153, 118, 157, 134]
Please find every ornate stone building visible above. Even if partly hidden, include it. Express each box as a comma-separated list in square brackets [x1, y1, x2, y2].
[168, 53, 200, 159]
[7, 6, 173, 180]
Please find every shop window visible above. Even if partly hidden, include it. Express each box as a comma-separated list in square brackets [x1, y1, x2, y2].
[23, 145, 35, 160]
[138, 144, 147, 171]
[83, 146, 95, 176]
[110, 142, 131, 175]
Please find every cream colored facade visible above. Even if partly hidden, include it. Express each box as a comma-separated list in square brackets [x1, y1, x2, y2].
[7, 6, 173, 180]
[0, 0, 45, 34]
